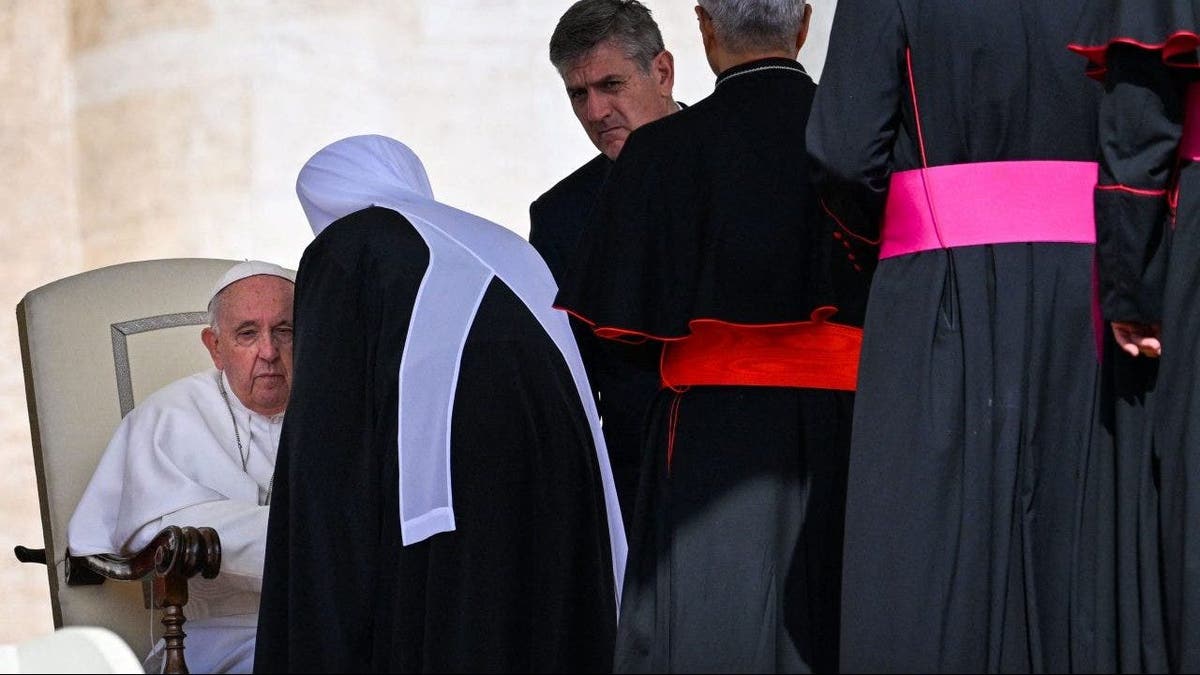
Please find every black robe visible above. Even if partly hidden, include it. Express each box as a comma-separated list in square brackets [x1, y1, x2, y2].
[254, 206, 617, 673]
[557, 58, 857, 673]
[1073, 4, 1200, 671]
[808, 3, 1108, 672]
[530, 155, 661, 532]
[530, 154, 610, 288]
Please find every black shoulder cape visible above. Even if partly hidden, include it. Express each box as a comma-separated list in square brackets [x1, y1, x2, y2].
[555, 58, 847, 338]
[1071, 0, 1200, 76]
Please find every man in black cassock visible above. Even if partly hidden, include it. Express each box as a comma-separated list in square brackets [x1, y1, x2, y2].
[531, 0, 682, 529]
[557, 1, 863, 671]
[1073, 3, 1200, 671]
[808, 1, 1110, 672]
[253, 135, 625, 673]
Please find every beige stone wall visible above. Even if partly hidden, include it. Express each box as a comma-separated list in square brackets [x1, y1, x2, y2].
[0, 0, 836, 646]
[0, 0, 80, 643]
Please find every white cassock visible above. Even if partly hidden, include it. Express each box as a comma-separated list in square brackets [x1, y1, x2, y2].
[68, 368, 281, 674]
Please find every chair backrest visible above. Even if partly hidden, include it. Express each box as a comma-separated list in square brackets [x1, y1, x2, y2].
[17, 258, 242, 657]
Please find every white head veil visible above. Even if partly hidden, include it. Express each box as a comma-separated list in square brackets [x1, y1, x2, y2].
[294, 136, 626, 610]
[297, 134, 434, 236]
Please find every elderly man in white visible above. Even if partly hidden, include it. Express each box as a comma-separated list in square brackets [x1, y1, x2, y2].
[67, 260, 295, 674]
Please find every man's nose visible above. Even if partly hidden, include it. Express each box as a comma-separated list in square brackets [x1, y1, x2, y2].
[256, 332, 281, 360]
[585, 92, 611, 122]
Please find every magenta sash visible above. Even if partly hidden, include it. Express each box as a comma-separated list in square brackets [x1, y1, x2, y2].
[1181, 82, 1200, 161]
[880, 160, 1098, 260]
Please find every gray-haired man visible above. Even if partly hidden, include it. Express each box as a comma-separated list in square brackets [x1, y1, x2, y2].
[530, 0, 682, 532]
[555, 1, 860, 672]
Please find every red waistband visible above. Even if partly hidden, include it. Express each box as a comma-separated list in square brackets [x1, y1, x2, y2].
[659, 316, 862, 392]
[1182, 82, 1200, 161]
[880, 160, 1098, 260]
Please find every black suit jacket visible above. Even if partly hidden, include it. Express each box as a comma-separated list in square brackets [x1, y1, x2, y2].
[529, 153, 611, 286]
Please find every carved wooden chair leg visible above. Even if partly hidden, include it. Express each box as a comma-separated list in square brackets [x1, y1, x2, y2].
[155, 571, 190, 674]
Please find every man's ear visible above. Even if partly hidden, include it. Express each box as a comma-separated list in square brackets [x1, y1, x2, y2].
[652, 49, 675, 97]
[201, 327, 224, 370]
[796, 3, 813, 52]
[696, 5, 716, 48]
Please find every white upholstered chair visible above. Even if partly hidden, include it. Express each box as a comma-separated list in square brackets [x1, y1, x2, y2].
[0, 627, 144, 674]
[13, 258, 246, 673]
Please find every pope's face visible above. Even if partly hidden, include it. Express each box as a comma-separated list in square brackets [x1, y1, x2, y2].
[562, 41, 676, 160]
[202, 275, 294, 416]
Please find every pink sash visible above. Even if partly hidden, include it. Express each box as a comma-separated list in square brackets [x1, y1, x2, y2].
[880, 160, 1098, 260]
[1181, 82, 1200, 161]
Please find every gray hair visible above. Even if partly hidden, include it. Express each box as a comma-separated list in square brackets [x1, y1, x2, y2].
[697, 0, 808, 55]
[549, 0, 665, 75]
[206, 287, 229, 332]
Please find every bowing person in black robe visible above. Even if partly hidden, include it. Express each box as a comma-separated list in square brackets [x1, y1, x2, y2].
[531, 0, 683, 530]
[557, 1, 862, 671]
[254, 135, 626, 673]
[1072, 5, 1200, 671]
[808, 1, 1109, 672]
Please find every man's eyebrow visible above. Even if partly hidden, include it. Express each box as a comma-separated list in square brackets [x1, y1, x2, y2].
[593, 73, 626, 85]
[232, 320, 259, 332]
[568, 73, 627, 92]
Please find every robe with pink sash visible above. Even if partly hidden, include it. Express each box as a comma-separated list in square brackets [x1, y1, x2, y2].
[809, 1, 1110, 671]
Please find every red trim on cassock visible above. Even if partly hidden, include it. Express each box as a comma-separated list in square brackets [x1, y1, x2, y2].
[906, 48, 931, 169]
[555, 305, 685, 344]
[1069, 31, 1200, 79]
[1096, 184, 1169, 197]
[666, 393, 683, 471]
[820, 198, 881, 246]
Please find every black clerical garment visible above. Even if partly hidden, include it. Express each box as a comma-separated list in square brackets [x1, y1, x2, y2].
[254, 207, 617, 673]
[808, 3, 1108, 673]
[557, 58, 858, 673]
[531, 155, 660, 532]
[530, 154, 610, 287]
[1073, 4, 1200, 672]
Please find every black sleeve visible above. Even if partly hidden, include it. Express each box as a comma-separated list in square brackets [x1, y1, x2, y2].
[528, 199, 565, 286]
[1095, 44, 1186, 323]
[806, 0, 906, 247]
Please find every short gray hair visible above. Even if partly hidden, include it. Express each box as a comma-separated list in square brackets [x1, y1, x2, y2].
[697, 0, 807, 55]
[549, 0, 665, 75]
[207, 287, 229, 332]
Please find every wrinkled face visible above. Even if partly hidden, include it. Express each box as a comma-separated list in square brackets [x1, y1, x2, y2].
[201, 275, 295, 416]
[562, 41, 675, 160]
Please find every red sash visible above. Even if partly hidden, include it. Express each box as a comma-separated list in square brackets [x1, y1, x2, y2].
[659, 313, 861, 392]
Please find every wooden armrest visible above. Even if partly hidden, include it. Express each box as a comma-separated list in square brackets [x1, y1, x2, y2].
[67, 525, 221, 584]
[69, 526, 222, 675]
